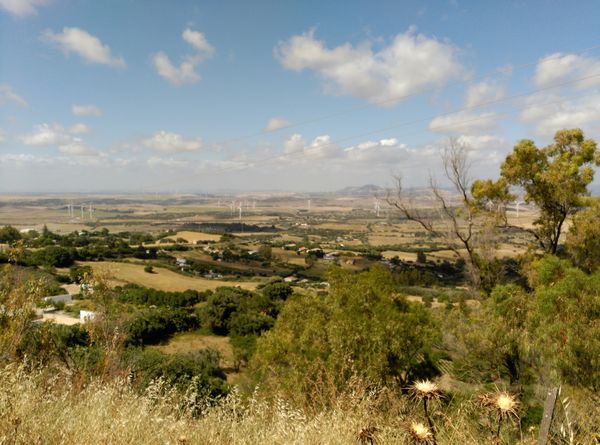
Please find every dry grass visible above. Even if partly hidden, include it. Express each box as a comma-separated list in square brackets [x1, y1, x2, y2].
[1, 365, 599, 445]
[153, 333, 234, 369]
[272, 248, 307, 266]
[164, 231, 222, 243]
[81, 261, 259, 292]
[381, 250, 417, 261]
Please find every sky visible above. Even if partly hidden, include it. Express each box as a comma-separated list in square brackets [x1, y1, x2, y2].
[2, 0, 600, 193]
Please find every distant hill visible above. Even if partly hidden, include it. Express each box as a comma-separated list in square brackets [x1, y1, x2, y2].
[336, 184, 389, 196]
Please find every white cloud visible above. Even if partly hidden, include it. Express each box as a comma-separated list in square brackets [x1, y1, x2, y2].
[147, 157, 190, 169]
[69, 123, 90, 135]
[152, 52, 201, 86]
[20, 123, 71, 146]
[0, 0, 47, 17]
[264, 117, 290, 132]
[344, 138, 407, 164]
[142, 131, 203, 153]
[534, 53, 600, 89]
[455, 134, 506, 151]
[283, 133, 305, 154]
[428, 79, 503, 136]
[465, 80, 505, 107]
[275, 27, 463, 105]
[58, 140, 97, 156]
[42, 27, 125, 67]
[153, 28, 214, 86]
[380, 138, 398, 146]
[520, 91, 600, 136]
[19, 122, 98, 156]
[182, 28, 215, 55]
[0, 83, 27, 106]
[72, 104, 102, 117]
[281, 133, 342, 162]
[0, 153, 53, 164]
[0, 129, 5, 144]
[429, 111, 497, 134]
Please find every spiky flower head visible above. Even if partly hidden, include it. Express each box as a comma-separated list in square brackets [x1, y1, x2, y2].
[410, 380, 442, 401]
[478, 391, 519, 418]
[407, 421, 434, 444]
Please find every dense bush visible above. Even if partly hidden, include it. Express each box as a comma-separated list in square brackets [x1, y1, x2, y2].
[251, 265, 441, 406]
[25, 246, 76, 268]
[126, 307, 198, 346]
[0, 225, 21, 243]
[199, 287, 282, 336]
[116, 284, 208, 307]
[123, 348, 228, 397]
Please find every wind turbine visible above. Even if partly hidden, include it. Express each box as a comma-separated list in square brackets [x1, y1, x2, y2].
[515, 200, 525, 218]
[80, 204, 85, 220]
[89, 203, 93, 219]
[374, 198, 381, 217]
[307, 199, 311, 212]
[238, 202, 243, 220]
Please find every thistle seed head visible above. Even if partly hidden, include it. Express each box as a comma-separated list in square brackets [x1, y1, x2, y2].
[407, 421, 434, 444]
[410, 380, 441, 401]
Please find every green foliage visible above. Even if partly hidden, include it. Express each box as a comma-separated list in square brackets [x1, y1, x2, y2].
[260, 281, 293, 301]
[257, 244, 272, 261]
[26, 246, 76, 268]
[199, 287, 280, 336]
[69, 265, 92, 283]
[0, 226, 22, 243]
[500, 129, 599, 253]
[458, 283, 531, 384]
[18, 323, 90, 367]
[143, 265, 154, 274]
[251, 265, 441, 405]
[123, 348, 228, 397]
[566, 200, 600, 272]
[527, 256, 600, 390]
[451, 255, 600, 390]
[471, 177, 515, 224]
[230, 334, 257, 371]
[116, 284, 208, 307]
[126, 307, 198, 346]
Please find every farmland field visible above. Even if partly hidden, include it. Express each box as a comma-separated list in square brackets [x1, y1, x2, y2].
[81, 261, 261, 291]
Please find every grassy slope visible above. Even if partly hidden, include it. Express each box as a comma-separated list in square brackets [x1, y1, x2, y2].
[2, 365, 599, 445]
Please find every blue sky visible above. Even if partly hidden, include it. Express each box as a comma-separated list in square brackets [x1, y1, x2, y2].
[2, 0, 600, 192]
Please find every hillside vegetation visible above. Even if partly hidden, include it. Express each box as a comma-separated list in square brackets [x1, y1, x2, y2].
[1, 130, 600, 444]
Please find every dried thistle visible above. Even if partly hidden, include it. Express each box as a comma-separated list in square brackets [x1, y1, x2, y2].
[410, 380, 442, 401]
[477, 391, 519, 419]
[409, 380, 441, 445]
[356, 425, 379, 445]
[477, 391, 519, 444]
[407, 421, 435, 444]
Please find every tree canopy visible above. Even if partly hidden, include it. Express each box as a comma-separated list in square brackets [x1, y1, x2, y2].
[486, 129, 599, 253]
